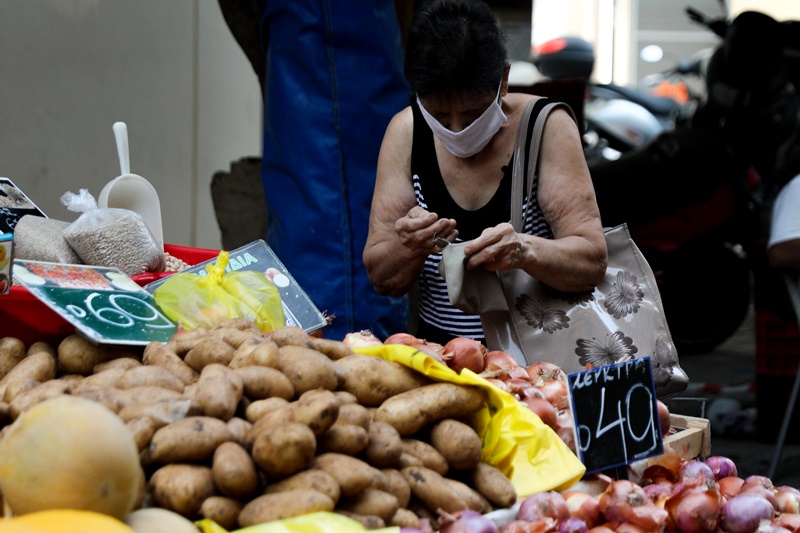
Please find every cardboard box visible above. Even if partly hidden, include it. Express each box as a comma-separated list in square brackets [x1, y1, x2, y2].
[664, 414, 711, 460]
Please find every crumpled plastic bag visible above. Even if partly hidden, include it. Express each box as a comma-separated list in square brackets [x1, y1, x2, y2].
[61, 188, 165, 275]
[153, 250, 285, 332]
[196, 345, 585, 533]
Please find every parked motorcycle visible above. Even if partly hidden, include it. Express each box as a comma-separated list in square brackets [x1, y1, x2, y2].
[589, 8, 800, 354]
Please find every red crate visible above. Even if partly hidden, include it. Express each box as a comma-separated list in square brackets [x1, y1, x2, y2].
[0, 244, 219, 347]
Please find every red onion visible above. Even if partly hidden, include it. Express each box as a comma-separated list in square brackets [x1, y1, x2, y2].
[556, 408, 577, 453]
[558, 518, 589, 533]
[384, 332, 420, 345]
[401, 530, 427, 533]
[774, 486, 800, 514]
[719, 476, 745, 500]
[535, 378, 570, 411]
[521, 394, 558, 429]
[411, 339, 446, 362]
[442, 338, 487, 374]
[665, 483, 723, 533]
[587, 527, 615, 533]
[720, 493, 776, 533]
[439, 510, 498, 533]
[773, 513, 800, 531]
[518, 491, 571, 522]
[614, 524, 646, 533]
[484, 351, 529, 381]
[657, 399, 671, 437]
[563, 491, 603, 528]
[598, 479, 668, 532]
[681, 460, 716, 482]
[642, 482, 673, 502]
[342, 329, 383, 347]
[756, 522, 793, 533]
[705, 456, 738, 480]
[526, 361, 567, 384]
[499, 518, 557, 533]
[740, 477, 778, 510]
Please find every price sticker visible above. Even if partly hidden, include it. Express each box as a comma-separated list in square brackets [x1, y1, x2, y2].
[568, 357, 663, 474]
[14, 260, 177, 345]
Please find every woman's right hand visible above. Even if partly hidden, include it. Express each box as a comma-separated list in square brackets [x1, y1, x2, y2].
[394, 206, 458, 255]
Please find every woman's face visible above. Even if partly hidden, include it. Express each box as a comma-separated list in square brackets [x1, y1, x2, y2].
[418, 91, 498, 133]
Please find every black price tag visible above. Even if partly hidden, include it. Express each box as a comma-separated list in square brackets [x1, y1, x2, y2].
[568, 357, 663, 474]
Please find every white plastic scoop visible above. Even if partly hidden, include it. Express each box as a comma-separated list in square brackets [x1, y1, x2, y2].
[98, 122, 164, 250]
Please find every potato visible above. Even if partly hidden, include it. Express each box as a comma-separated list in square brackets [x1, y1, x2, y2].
[149, 464, 215, 518]
[2, 377, 39, 403]
[196, 364, 243, 420]
[270, 326, 310, 347]
[0, 337, 26, 378]
[126, 416, 157, 452]
[118, 386, 185, 409]
[373, 382, 485, 435]
[401, 438, 449, 475]
[0, 351, 57, 399]
[430, 418, 483, 470]
[226, 416, 252, 447]
[238, 489, 334, 527]
[334, 391, 359, 405]
[229, 338, 280, 369]
[334, 354, 428, 406]
[245, 396, 290, 423]
[124, 507, 199, 533]
[470, 461, 517, 508]
[312, 453, 385, 497]
[364, 421, 403, 468]
[338, 488, 399, 523]
[317, 423, 369, 455]
[335, 510, 386, 530]
[143, 342, 198, 385]
[277, 345, 341, 394]
[401, 465, 468, 514]
[166, 327, 209, 356]
[116, 365, 185, 392]
[379, 469, 411, 508]
[199, 496, 242, 531]
[148, 416, 233, 463]
[57, 334, 115, 375]
[75, 367, 126, 391]
[251, 421, 316, 478]
[118, 398, 201, 428]
[184, 337, 236, 371]
[212, 441, 260, 499]
[212, 326, 260, 349]
[25, 340, 55, 358]
[443, 477, 493, 513]
[303, 337, 354, 360]
[93, 357, 141, 373]
[396, 452, 424, 469]
[264, 469, 341, 503]
[233, 365, 294, 401]
[336, 403, 371, 429]
[72, 386, 128, 413]
[9, 381, 74, 418]
[390, 508, 421, 528]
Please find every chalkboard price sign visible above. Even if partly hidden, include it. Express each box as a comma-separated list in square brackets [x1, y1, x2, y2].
[568, 357, 663, 474]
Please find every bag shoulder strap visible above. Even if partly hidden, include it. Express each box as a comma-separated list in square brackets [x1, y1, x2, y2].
[510, 97, 578, 232]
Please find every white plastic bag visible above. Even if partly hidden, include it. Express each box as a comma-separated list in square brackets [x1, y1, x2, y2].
[61, 189, 165, 276]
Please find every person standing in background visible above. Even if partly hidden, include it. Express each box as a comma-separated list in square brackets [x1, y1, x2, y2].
[218, 0, 414, 340]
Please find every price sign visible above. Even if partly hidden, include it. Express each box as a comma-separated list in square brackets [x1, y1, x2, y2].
[0, 178, 48, 234]
[14, 260, 177, 345]
[568, 357, 663, 474]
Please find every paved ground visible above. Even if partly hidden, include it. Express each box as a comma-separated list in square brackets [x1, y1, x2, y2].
[665, 307, 800, 488]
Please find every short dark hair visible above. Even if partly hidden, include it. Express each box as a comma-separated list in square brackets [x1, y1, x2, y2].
[404, 0, 508, 100]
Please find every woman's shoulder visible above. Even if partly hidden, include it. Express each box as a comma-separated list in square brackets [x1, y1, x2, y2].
[385, 105, 414, 138]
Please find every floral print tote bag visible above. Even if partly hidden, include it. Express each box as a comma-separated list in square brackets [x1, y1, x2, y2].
[479, 98, 688, 398]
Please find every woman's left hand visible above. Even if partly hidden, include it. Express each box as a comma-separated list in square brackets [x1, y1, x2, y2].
[462, 223, 526, 271]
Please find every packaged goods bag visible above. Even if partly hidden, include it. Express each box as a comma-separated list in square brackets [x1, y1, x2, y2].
[439, 98, 689, 398]
[153, 250, 285, 332]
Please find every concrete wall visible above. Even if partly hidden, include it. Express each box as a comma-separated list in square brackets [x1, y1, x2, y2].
[0, 1, 262, 250]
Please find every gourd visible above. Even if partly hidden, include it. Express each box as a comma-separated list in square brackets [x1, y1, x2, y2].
[0, 396, 144, 519]
[0, 509, 135, 532]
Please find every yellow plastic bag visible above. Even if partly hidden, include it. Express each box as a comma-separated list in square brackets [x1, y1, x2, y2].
[355, 344, 585, 497]
[154, 251, 285, 332]
[197, 513, 397, 533]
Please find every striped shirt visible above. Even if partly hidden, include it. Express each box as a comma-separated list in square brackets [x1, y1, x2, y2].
[410, 99, 553, 344]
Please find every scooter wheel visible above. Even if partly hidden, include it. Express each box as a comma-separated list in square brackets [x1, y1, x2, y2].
[658, 244, 752, 355]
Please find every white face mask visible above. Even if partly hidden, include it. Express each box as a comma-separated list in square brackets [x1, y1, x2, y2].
[416, 81, 508, 158]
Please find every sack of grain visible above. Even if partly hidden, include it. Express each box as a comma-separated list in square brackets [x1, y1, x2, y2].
[14, 215, 83, 264]
[61, 189, 165, 276]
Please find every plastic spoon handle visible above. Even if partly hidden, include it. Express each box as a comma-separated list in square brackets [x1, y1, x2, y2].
[113, 121, 131, 175]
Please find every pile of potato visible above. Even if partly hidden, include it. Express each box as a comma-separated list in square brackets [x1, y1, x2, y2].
[0, 321, 518, 531]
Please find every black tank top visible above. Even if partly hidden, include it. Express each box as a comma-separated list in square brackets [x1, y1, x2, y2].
[410, 98, 554, 345]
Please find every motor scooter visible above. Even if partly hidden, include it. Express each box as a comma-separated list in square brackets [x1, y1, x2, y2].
[589, 8, 800, 354]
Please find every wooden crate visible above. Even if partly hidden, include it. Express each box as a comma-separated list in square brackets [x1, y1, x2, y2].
[664, 414, 711, 460]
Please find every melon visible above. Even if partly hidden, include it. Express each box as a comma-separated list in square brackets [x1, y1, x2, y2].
[0, 395, 144, 519]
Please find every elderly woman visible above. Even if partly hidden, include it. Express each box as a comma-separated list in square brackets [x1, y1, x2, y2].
[363, 0, 607, 344]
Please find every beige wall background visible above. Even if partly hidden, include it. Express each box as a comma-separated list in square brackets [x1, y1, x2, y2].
[0, 1, 262, 250]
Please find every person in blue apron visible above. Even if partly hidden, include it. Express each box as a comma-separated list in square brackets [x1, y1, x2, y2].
[255, 0, 413, 340]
